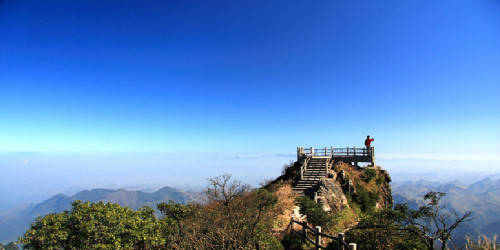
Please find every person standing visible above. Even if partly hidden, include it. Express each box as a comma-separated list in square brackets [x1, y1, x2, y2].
[365, 135, 374, 155]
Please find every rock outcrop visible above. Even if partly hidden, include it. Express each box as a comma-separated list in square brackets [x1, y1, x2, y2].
[317, 177, 349, 213]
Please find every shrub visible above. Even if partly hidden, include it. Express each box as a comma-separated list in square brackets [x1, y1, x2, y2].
[295, 196, 330, 227]
[352, 186, 379, 213]
[375, 175, 384, 185]
[344, 209, 427, 250]
[281, 231, 305, 250]
[281, 161, 301, 181]
[329, 207, 358, 232]
[362, 169, 377, 182]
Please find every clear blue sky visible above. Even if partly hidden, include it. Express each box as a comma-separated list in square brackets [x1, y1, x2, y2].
[0, 0, 499, 206]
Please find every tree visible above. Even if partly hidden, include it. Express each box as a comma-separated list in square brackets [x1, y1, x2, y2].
[206, 173, 250, 206]
[19, 174, 284, 250]
[158, 175, 283, 250]
[345, 208, 427, 250]
[395, 192, 472, 250]
[19, 201, 166, 250]
[345, 191, 472, 250]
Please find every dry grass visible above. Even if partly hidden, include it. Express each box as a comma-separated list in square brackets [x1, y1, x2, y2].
[269, 183, 298, 233]
[465, 235, 498, 250]
[328, 206, 359, 233]
[334, 162, 381, 190]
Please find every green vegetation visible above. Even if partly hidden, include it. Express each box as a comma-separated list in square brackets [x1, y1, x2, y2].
[345, 191, 473, 250]
[295, 196, 329, 228]
[281, 231, 306, 250]
[352, 186, 379, 213]
[19, 174, 283, 250]
[328, 207, 358, 233]
[19, 201, 165, 250]
[280, 161, 301, 182]
[394, 192, 473, 250]
[17, 167, 477, 250]
[361, 169, 377, 182]
[345, 208, 427, 250]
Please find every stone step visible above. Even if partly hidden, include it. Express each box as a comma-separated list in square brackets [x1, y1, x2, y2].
[295, 183, 318, 187]
[297, 182, 320, 185]
[295, 181, 319, 184]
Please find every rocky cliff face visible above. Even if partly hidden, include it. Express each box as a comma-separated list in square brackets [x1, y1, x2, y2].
[316, 162, 392, 213]
[269, 160, 393, 232]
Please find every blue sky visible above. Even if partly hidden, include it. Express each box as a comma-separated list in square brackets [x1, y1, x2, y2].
[1, 0, 499, 208]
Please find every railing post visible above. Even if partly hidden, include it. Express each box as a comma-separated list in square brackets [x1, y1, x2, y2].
[325, 158, 328, 175]
[311, 147, 314, 156]
[331, 146, 334, 156]
[349, 243, 356, 250]
[324, 147, 327, 156]
[346, 147, 349, 156]
[337, 233, 345, 250]
[371, 146, 375, 166]
[315, 226, 322, 250]
[353, 146, 356, 156]
[302, 222, 306, 240]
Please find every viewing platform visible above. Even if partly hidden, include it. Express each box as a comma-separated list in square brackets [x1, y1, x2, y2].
[297, 146, 375, 166]
[293, 146, 376, 195]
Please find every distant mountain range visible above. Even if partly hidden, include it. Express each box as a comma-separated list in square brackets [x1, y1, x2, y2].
[0, 186, 195, 243]
[3, 178, 498, 245]
[392, 178, 500, 244]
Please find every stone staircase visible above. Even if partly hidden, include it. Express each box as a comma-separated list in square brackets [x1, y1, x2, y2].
[292, 157, 329, 195]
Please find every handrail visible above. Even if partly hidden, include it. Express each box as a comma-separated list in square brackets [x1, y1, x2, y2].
[298, 146, 373, 157]
[290, 219, 356, 250]
[300, 155, 311, 180]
